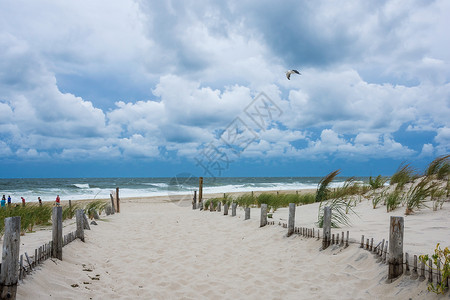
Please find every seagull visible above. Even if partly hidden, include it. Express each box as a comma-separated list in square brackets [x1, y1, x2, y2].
[286, 69, 301, 80]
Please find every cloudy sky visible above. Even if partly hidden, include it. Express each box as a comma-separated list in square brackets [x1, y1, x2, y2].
[0, 0, 449, 178]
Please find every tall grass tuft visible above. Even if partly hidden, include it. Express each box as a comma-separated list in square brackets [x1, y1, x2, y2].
[317, 198, 354, 228]
[386, 190, 402, 212]
[315, 169, 341, 202]
[426, 154, 450, 180]
[85, 200, 108, 219]
[368, 175, 388, 190]
[404, 177, 437, 214]
[236, 194, 256, 208]
[390, 162, 417, 190]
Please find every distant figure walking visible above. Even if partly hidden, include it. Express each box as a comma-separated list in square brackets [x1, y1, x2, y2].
[55, 195, 61, 206]
[1, 195, 5, 208]
[7, 195, 11, 206]
[38, 197, 42, 206]
[21, 197, 26, 207]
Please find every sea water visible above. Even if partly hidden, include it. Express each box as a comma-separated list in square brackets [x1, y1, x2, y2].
[0, 176, 369, 203]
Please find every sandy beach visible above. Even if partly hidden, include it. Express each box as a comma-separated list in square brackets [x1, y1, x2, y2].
[8, 191, 449, 299]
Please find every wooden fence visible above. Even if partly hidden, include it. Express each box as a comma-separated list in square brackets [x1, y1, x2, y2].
[195, 197, 448, 293]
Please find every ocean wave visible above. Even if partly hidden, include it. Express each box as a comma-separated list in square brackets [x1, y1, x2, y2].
[73, 183, 90, 189]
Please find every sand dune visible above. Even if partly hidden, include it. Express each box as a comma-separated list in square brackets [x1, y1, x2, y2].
[11, 194, 449, 299]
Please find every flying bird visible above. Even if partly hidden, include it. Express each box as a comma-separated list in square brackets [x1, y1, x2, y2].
[286, 69, 301, 80]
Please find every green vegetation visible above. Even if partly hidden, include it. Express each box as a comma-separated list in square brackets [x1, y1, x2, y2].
[426, 154, 450, 180]
[317, 198, 354, 228]
[404, 177, 436, 215]
[236, 194, 256, 208]
[385, 190, 402, 212]
[85, 200, 108, 219]
[419, 243, 450, 294]
[315, 169, 341, 202]
[368, 175, 388, 190]
[390, 162, 418, 190]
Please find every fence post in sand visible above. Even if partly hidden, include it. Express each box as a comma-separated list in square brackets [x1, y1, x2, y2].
[287, 203, 295, 237]
[260, 204, 267, 227]
[76, 209, 85, 242]
[106, 206, 111, 216]
[224, 203, 229, 215]
[428, 259, 433, 283]
[69, 200, 72, 210]
[217, 202, 221, 212]
[244, 207, 250, 220]
[404, 253, 410, 275]
[345, 231, 349, 247]
[360, 235, 364, 248]
[82, 210, 91, 230]
[411, 255, 418, 280]
[0, 216, 21, 300]
[231, 203, 237, 216]
[193, 191, 197, 210]
[322, 206, 331, 249]
[116, 187, 120, 213]
[110, 193, 116, 214]
[52, 206, 63, 260]
[388, 216, 404, 281]
[199, 177, 203, 204]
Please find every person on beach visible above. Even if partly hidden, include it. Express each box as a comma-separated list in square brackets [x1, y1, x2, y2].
[7, 195, 11, 206]
[1, 195, 5, 208]
[21, 197, 26, 207]
[55, 195, 60, 206]
[38, 197, 42, 206]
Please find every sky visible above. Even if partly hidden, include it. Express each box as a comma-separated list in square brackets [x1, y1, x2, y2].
[0, 0, 449, 178]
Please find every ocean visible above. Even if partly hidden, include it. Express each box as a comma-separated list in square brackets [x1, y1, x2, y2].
[0, 176, 369, 203]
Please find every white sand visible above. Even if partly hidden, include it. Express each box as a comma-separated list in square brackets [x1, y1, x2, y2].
[11, 194, 450, 299]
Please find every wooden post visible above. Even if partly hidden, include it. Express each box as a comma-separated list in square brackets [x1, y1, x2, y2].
[411, 255, 418, 280]
[52, 207, 63, 260]
[244, 207, 250, 220]
[383, 241, 388, 263]
[366, 239, 369, 250]
[69, 200, 72, 210]
[217, 202, 221, 212]
[287, 203, 295, 237]
[428, 259, 433, 283]
[436, 260, 441, 285]
[260, 204, 267, 227]
[388, 216, 404, 281]
[106, 206, 111, 216]
[345, 231, 349, 247]
[404, 252, 410, 275]
[76, 209, 85, 242]
[115, 187, 120, 213]
[224, 203, 229, 215]
[340, 231, 344, 246]
[110, 193, 116, 214]
[419, 259, 426, 281]
[370, 238, 373, 251]
[360, 235, 364, 248]
[231, 203, 237, 216]
[332, 234, 335, 245]
[199, 177, 203, 204]
[322, 206, 331, 249]
[210, 201, 214, 212]
[193, 191, 197, 210]
[0, 216, 21, 300]
[83, 211, 91, 230]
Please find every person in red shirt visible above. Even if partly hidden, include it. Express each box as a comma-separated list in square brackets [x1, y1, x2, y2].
[55, 195, 61, 206]
[21, 197, 26, 207]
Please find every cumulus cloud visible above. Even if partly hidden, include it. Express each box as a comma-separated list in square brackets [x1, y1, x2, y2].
[0, 0, 448, 170]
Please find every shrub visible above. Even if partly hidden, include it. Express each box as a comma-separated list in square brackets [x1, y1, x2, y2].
[419, 243, 450, 294]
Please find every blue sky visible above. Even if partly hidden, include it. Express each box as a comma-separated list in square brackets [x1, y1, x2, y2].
[0, 0, 449, 178]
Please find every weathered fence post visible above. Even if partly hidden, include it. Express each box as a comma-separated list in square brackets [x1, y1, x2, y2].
[76, 209, 85, 242]
[231, 202, 237, 216]
[115, 187, 120, 213]
[244, 207, 250, 220]
[110, 193, 116, 214]
[83, 210, 91, 230]
[260, 204, 267, 227]
[224, 203, 229, 215]
[193, 191, 197, 210]
[217, 202, 221, 212]
[68, 200, 72, 210]
[322, 206, 331, 249]
[52, 206, 63, 260]
[0, 216, 21, 300]
[287, 203, 295, 237]
[199, 177, 203, 204]
[388, 216, 404, 281]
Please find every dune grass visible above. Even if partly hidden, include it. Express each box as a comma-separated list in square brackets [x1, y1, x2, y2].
[390, 162, 418, 190]
[315, 169, 340, 202]
[404, 177, 437, 215]
[368, 175, 388, 190]
[426, 154, 450, 180]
